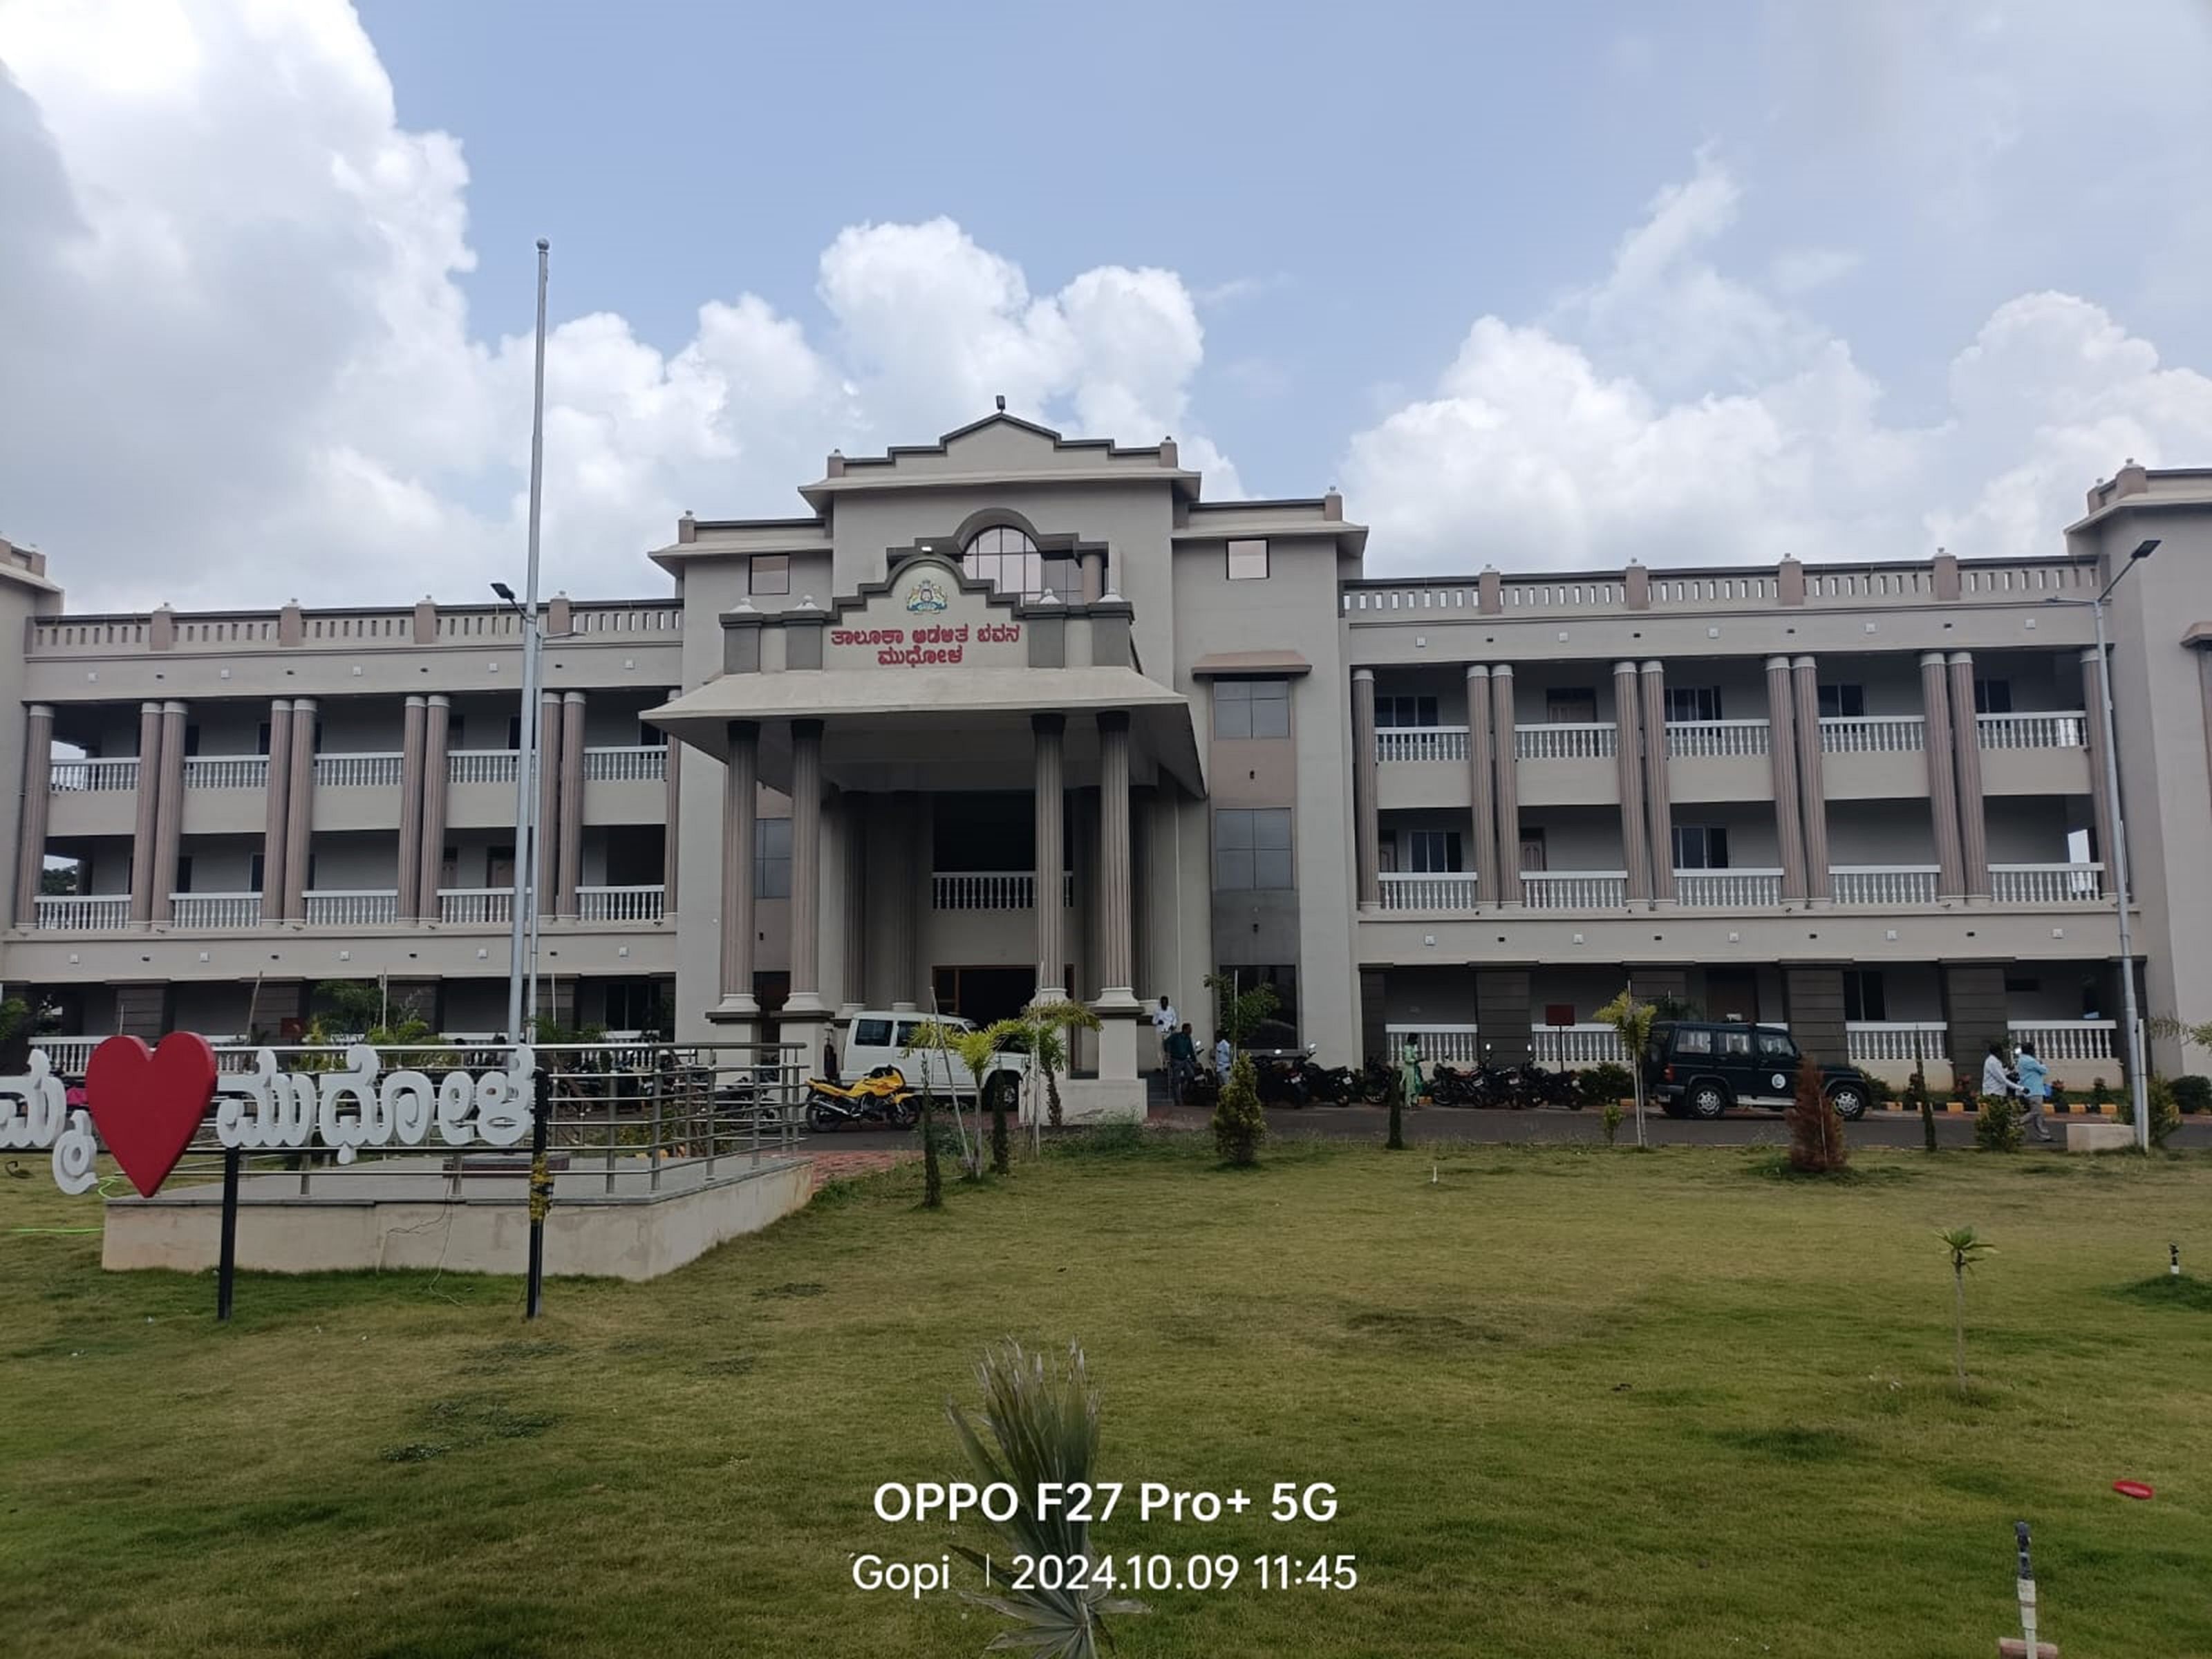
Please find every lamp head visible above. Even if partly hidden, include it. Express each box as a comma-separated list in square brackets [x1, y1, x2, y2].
[490, 581, 516, 602]
[2129, 538, 2159, 561]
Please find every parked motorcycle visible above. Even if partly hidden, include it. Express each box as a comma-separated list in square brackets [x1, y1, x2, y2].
[1254, 1055, 1312, 1107]
[803, 1066, 919, 1132]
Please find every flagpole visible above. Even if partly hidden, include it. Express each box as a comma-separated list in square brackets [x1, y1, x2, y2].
[505, 239, 550, 1047]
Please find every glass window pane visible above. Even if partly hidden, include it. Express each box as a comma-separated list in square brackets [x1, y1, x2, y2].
[1253, 849, 1293, 889]
[1217, 848, 1255, 889]
[1253, 809, 1292, 850]
[1250, 684, 1290, 738]
[1217, 809, 1254, 851]
[1722, 1030, 1752, 1056]
[855, 1018, 891, 1047]
[1677, 1029, 1712, 1054]
[1226, 538, 1268, 580]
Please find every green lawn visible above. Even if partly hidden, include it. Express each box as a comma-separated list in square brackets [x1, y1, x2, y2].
[6, 1134, 2210, 1658]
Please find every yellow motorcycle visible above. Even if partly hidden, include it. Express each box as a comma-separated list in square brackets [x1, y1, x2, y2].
[804, 1065, 919, 1132]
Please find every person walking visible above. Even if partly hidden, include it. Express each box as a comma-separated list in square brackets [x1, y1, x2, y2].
[2014, 1041, 2055, 1144]
[1213, 1031, 1233, 1086]
[1399, 1035, 1425, 1111]
[1165, 1022, 1197, 1103]
[1980, 1039, 2021, 1110]
[1152, 994, 1179, 1070]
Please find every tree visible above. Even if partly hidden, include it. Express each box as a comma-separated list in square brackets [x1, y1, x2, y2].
[1593, 986, 1657, 1150]
[1204, 973, 1280, 1049]
[904, 1020, 980, 1179]
[1937, 1227, 1994, 1394]
[1785, 1053, 1848, 1174]
[1906, 1053, 1938, 1152]
[1212, 1053, 1266, 1167]
[38, 863, 79, 897]
[1018, 997, 1103, 1132]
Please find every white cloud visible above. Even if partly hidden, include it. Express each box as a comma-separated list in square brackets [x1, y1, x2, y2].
[0, 1, 1237, 610]
[1344, 156, 2212, 575]
[1768, 247, 1860, 295]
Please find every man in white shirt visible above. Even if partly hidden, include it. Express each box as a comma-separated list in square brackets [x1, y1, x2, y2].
[1214, 1033, 1234, 1083]
[1152, 995, 1178, 1069]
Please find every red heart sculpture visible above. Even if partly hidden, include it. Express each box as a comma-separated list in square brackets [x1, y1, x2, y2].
[85, 1033, 218, 1199]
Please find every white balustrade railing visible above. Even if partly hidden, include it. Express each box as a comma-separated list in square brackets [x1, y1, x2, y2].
[1989, 863, 2104, 904]
[33, 1037, 99, 1076]
[578, 885, 666, 923]
[314, 752, 403, 787]
[1829, 866, 1940, 906]
[1667, 719, 1771, 758]
[932, 871, 1076, 910]
[1820, 715, 1926, 753]
[1519, 871, 1629, 909]
[583, 745, 668, 782]
[182, 756, 269, 790]
[303, 889, 400, 926]
[49, 757, 138, 792]
[1515, 722, 1618, 761]
[1675, 868, 1785, 906]
[1377, 872, 1479, 911]
[2009, 1020, 2117, 1063]
[1376, 727, 1468, 763]
[449, 749, 520, 785]
[1978, 711, 2087, 749]
[1385, 1024, 1483, 1065]
[438, 888, 512, 925]
[169, 892, 261, 929]
[34, 894, 130, 930]
[1532, 1024, 1627, 1066]
[1846, 1022, 1949, 1063]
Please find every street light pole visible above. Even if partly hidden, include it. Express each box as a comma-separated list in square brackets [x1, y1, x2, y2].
[504, 238, 551, 1047]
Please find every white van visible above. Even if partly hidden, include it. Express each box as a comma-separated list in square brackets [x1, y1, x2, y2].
[835, 1010, 1028, 1105]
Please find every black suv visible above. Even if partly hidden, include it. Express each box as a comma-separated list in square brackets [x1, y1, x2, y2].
[1644, 1021, 1871, 1121]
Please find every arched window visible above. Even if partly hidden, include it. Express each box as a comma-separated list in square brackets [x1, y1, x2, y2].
[964, 526, 1078, 602]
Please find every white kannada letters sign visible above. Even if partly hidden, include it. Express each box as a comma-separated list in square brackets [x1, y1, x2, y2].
[0, 1044, 537, 1195]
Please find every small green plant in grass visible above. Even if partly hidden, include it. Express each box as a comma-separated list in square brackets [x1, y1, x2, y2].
[1600, 1098, 1626, 1146]
[1212, 1053, 1266, 1167]
[2117, 1075, 2182, 1148]
[1975, 1094, 2023, 1153]
[1937, 1227, 1994, 1393]
[1786, 1053, 1848, 1174]
[946, 1340, 1147, 1656]
[2171, 1074, 2210, 1116]
[2090, 1076, 2114, 1110]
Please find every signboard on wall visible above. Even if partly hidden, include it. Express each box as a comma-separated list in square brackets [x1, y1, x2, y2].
[823, 559, 1026, 671]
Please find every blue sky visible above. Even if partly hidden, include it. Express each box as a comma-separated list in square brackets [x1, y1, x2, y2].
[4, 1, 2211, 606]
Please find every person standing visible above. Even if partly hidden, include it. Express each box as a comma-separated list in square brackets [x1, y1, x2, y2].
[1152, 994, 1179, 1070]
[1213, 1031, 1233, 1085]
[1165, 1022, 1197, 1103]
[1399, 1035, 1425, 1111]
[2014, 1042, 2054, 1144]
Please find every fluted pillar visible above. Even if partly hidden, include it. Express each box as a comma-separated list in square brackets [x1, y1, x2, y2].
[1350, 668, 1380, 909]
[1033, 713, 1067, 1002]
[149, 702, 186, 924]
[1790, 657, 1828, 901]
[2081, 648, 2117, 881]
[418, 695, 451, 919]
[557, 690, 585, 916]
[883, 789, 920, 1006]
[840, 789, 867, 1013]
[1096, 713, 1135, 995]
[785, 720, 827, 1013]
[1920, 653, 1965, 897]
[662, 727, 681, 909]
[397, 695, 428, 922]
[536, 690, 562, 921]
[1613, 661, 1650, 902]
[1638, 664, 1675, 901]
[1490, 666, 1520, 907]
[1763, 659, 1807, 901]
[15, 704, 53, 928]
[129, 702, 163, 924]
[283, 698, 317, 919]
[1947, 652, 1989, 897]
[716, 722, 760, 1015]
[261, 700, 293, 924]
[1464, 666, 1499, 904]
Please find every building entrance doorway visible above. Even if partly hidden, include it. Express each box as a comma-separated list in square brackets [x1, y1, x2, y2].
[934, 966, 1035, 1027]
[1707, 968, 1759, 1024]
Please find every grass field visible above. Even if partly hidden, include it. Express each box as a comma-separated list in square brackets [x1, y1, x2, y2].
[6, 1132, 2211, 1658]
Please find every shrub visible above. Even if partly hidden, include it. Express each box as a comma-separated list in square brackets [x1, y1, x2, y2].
[1862, 1073, 1896, 1109]
[2090, 1076, 2114, 1109]
[1600, 1098, 1626, 1147]
[2170, 1075, 2211, 1116]
[2117, 1076, 2182, 1148]
[1577, 1062, 1635, 1108]
[1785, 1053, 1848, 1174]
[1211, 1053, 1266, 1167]
[1975, 1094, 2023, 1153]
[2047, 1080, 2070, 1112]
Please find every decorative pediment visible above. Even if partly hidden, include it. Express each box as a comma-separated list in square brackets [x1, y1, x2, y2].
[823, 554, 1029, 670]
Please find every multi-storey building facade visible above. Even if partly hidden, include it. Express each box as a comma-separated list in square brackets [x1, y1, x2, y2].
[6, 421, 2209, 1108]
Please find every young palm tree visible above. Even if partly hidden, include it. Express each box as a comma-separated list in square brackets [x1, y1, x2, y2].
[1938, 1226, 1995, 1392]
[1006, 997, 1103, 1152]
[1595, 987, 1657, 1150]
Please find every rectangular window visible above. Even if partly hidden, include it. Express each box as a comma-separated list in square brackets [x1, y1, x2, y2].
[1215, 678, 1291, 740]
[250, 853, 265, 893]
[1226, 538, 1269, 581]
[749, 554, 791, 596]
[1671, 825, 1730, 870]
[1376, 694, 1439, 729]
[853, 1018, 892, 1049]
[1407, 830, 1463, 873]
[1841, 970, 1887, 1023]
[1546, 688, 1597, 723]
[1675, 1028, 1714, 1055]
[1974, 678, 2012, 715]
[1665, 686, 1723, 722]
[1215, 807, 1293, 890]
[1817, 684, 1866, 719]
[1721, 1029, 1753, 1057]
[1758, 1030, 1799, 1060]
[174, 855, 192, 894]
[754, 816, 792, 899]
[508, 715, 523, 751]
[1042, 555, 1081, 603]
[256, 722, 272, 757]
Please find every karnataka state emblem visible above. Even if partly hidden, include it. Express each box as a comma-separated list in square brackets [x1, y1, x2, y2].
[905, 577, 950, 613]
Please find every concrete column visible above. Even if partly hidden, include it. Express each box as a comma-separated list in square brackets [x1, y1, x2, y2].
[662, 729, 681, 910]
[129, 702, 163, 924]
[1613, 661, 1649, 902]
[1942, 963, 2009, 1083]
[1350, 668, 1380, 909]
[1783, 966, 1847, 1066]
[536, 691, 562, 921]
[1947, 652, 1990, 897]
[2084, 648, 2119, 882]
[1033, 713, 1067, 1002]
[883, 789, 920, 1006]
[417, 695, 450, 919]
[396, 695, 428, 923]
[261, 700, 292, 924]
[1079, 550, 1105, 605]
[1464, 666, 1499, 904]
[1790, 657, 1829, 901]
[1490, 666, 1520, 907]
[14, 704, 53, 928]
[785, 719, 827, 1013]
[149, 701, 186, 924]
[716, 722, 760, 1015]
[283, 697, 316, 919]
[557, 690, 585, 917]
[1765, 658, 1807, 901]
[1096, 713, 1135, 996]
[1639, 664, 1675, 901]
[1920, 653, 1965, 897]
[840, 789, 868, 1013]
